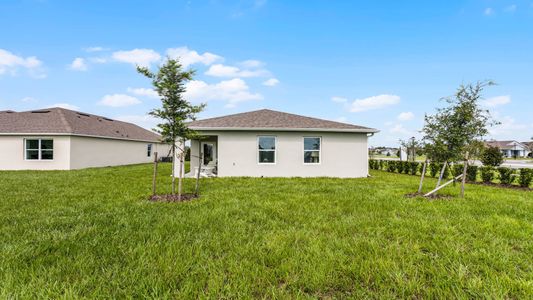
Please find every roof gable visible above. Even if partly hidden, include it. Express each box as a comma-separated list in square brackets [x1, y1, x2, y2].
[0, 107, 162, 142]
[188, 109, 378, 133]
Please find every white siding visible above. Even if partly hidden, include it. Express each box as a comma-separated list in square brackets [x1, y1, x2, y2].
[188, 131, 369, 178]
[69, 136, 170, 169]
[0, 135, 71, 170]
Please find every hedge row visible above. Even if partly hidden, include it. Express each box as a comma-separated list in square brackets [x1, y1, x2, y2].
[369, 159, 533, 188]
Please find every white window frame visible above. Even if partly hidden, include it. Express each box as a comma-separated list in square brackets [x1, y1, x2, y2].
[257, 135, 276, 164]
[24, 138, 54, 161]
[303, 136, 321, 165]
[147, 144, 153, 157]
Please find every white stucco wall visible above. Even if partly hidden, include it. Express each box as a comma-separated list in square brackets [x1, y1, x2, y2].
[187, 131, 369, 178]
[69, 136, 170, 169]
[0, 135, 71, 170]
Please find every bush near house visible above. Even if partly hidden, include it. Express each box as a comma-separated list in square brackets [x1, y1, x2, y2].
[408, 162, 419, 175]
[519, 168, 533, 188]
[466, 165, 479, 182]
[497, 167, 515, 185]
[452, 164, 464, 177]
[481, 146, 504, 167]
[429, 162, 440, 177]
[480, 166, 495, 183]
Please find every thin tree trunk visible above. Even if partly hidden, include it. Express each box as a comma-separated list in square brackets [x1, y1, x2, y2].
[178, 139, 183, 201]
[418, 159, 428, 194]
[195, 140, 202, 196]
[152, 152, 158, 196]
[460, 153, 469, 198]
[436, 161, 448, 189]
[171, 142, 176, 195]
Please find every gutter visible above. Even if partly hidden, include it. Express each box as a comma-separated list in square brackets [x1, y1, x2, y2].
[189, 127, 380, 133]
[0, 133, 163, 143]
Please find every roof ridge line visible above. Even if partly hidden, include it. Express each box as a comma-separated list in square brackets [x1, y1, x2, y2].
[57, 108, 73, 133]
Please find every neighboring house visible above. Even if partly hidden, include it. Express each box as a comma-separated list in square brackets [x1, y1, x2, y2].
[485, 140, 531, 158]
[378, 148, 398, 156]
[0, 108, 170, 170]
[523, 142, 533, 157]
[181, 109, 378, 178]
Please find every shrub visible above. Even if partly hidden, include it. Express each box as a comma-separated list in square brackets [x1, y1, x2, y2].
[480, 166, 495, 183]
[519, 168, 533, 188]
[497, 167, 515, 185]
[452, 164, 465, 177]
[429, 162, 440, 177]
[408, 162, 419, 175]
[481, 146, 504, 167]
[379, 160, 385, 170]
[387, 161, 397, 173]
[401, 161, 410, 174]
[466, 165, 478, 182]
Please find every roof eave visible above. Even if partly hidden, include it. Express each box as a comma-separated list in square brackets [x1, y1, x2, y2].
[0, 132, 163, 143]
[189, 126, 380, 133]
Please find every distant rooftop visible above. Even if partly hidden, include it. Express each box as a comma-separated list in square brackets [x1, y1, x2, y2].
[0, 107, 161, 142]
[188, 109, 378, 133]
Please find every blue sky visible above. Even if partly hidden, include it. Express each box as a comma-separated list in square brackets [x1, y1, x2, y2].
[1, 0, 532, 146]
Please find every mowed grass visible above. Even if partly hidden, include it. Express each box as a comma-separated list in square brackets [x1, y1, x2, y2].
[1, 164, 532, 298]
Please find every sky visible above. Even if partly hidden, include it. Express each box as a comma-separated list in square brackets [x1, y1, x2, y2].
[1, 0, 532, 146]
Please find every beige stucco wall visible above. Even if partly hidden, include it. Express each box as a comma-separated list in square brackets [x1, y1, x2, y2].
[69, 136, 170, 169]
[0, 135, 71, 170]
[187, 131, 369, 178]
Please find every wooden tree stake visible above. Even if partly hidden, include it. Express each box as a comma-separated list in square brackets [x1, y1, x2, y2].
[152, 152, 158, 196]
[418, 159, 429, 194]
[460, 152, 469, 198]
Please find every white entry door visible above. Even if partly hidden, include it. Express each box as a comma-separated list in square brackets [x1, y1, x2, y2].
[201, 142, 217, 167]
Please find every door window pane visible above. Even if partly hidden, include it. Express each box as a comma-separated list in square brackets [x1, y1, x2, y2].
[203, 143, 213, 165]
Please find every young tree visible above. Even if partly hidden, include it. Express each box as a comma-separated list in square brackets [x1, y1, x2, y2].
[137, 58, 205, 199]
[420, 81, 499, 195]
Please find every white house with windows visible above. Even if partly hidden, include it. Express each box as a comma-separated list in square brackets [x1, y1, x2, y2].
[485, 140, 531, 158]
[181, 109, 378, 178]
[0, 108, 169, 170]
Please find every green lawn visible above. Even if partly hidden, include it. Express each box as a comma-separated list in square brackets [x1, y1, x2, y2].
[1, 164, 532, 298]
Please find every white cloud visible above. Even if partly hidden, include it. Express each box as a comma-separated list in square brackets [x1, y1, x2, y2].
[239, 59, 264, 68]
[84, 46, 108, 52]
[98, 94, 141, 107]
[116, 115, 160, 131]
[489, 115, 528, 137]
[390, 124, 412, 136]
[504, 4, 517, 12]
[262, 78, 279, 86]
[484, 7, 494, 15]
[68, 57, 88, 71]
[51, 103, 80, 110]
[89, 57, 108, 64]
[348, 94, 400, 112]
[331, 96, 348, 103]
[112, 49, 161, 67]
[166, 47, 222, 68]
[0, 48, 45, 78]
[205, 64, 269, 78]
[185, 78, 263, 107]
[397, 112, 415, 121]
[127, 87, 159, 99]
[482, 95, 511, 107]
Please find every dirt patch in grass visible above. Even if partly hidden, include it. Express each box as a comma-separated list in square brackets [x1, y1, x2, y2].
[404, 192, 454, 200]
[149, 193, 198, 202]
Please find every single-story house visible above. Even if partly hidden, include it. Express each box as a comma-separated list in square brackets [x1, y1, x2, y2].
[180, 109, 378, 178]
[485, 140, 531, 158]
[0, 107, 170, 170]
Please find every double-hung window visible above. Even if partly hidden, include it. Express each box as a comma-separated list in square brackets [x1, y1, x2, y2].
[25, 139, 54, 160]
[304, 137, 320, 164]
[147, 144, 153, 157]
[258, 136, 276, 164]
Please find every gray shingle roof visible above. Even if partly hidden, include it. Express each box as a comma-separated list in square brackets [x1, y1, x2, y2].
[0, 107, 162, 142]
[485, 140, 529, 150]
[188, 109, 378, 133]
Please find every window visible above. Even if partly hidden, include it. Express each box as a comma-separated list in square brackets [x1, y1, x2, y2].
[203, 143, 214, 165]
[147, 144, 153, 157]
[25, 139, 53, 160]
[258, 136, 276, 164]
[304, 137, 320, 164]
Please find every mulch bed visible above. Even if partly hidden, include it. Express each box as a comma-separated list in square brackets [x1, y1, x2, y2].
[470, 181, 532, 191]
[149, 193, 199, 202]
